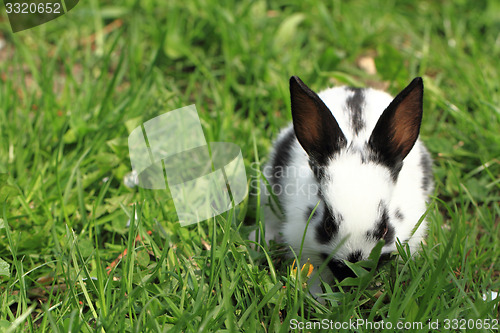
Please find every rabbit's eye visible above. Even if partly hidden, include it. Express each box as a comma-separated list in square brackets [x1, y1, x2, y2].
[369, 219, 388, 240]
[381, 223, 395, 244]
[324, 218, 335, 234]
[316, 211, 339, 244]
[382, 226, 388, 239]
[367, 205, 395, 244]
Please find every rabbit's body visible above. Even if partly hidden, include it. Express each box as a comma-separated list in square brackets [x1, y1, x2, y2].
[260, 77, 433, 285]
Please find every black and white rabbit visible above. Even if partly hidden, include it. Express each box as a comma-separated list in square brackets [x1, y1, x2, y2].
[258, 76, 433, 291]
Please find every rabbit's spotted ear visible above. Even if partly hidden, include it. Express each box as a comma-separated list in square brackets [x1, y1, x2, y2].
[290, 76, 347, 165]
[369, 77, 423, 168]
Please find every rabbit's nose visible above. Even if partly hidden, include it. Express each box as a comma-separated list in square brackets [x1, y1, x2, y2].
[321, 253, 357, 281]
[347, 250, 363, 263]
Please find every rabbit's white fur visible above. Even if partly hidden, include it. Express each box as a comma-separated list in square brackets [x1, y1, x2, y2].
[258, 77, 433, 291]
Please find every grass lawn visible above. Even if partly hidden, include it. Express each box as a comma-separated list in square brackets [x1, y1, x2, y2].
[0, 0, 499, 331]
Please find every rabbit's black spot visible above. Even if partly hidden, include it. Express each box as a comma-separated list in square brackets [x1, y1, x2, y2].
[269, 129, 295, 186]
[305, 205, 318, 221]
[388, 160, 403, 182]
[346, 87, 365, 135]
[308, 160, 325, 180]
[368, 205, 395, 244]
[395, 208, 404, 221]
[321, 253, 356, 280]
[347, 250, 363, 263]
[367, 150, 403, 182]
[316, 210, 339, 244]
[420, 148, 433, 192]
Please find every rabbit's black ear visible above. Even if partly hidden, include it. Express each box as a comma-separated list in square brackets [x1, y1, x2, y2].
[290, 76, 347, 166]
[369, 77, 423, 168]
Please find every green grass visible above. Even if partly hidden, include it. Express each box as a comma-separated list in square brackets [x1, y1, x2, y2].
[0, 0, 499, 331]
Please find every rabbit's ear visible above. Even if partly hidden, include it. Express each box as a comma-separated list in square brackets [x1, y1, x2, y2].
[290, 76, 347, 165]
[369, 77, 423, 167]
